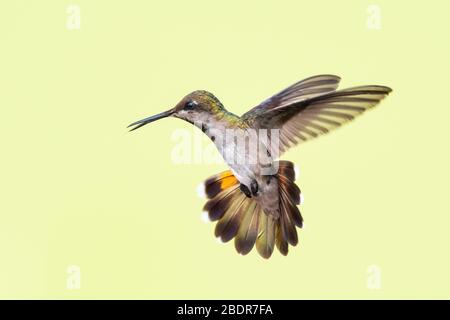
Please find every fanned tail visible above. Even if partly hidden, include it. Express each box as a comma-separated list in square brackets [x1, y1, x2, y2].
[202, 161, 303, 259]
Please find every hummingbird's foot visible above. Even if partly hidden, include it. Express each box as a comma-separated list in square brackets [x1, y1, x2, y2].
[239, 184, 252, 198]
[250, 180, 259, 196]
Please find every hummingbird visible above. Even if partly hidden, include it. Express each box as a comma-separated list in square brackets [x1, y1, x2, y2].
[128, 75, 392, 259]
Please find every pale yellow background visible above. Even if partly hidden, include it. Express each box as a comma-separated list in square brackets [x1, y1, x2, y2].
[1, 1, 449, 299]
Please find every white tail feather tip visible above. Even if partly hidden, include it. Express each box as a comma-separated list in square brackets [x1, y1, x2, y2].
[294, 165, 300, 180]
[200, 211, 210, 223]
[196, 183, 206, 199]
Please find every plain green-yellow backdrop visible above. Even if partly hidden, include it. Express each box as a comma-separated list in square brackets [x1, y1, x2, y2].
[1, 0, 449, 299]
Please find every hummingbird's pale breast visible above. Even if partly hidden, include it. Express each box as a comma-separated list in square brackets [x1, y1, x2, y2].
[200, 119, 281, 217]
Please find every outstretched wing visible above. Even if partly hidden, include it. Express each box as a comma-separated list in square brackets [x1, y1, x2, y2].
[242, 80, 392, 156]
[243, 75, 341, 119]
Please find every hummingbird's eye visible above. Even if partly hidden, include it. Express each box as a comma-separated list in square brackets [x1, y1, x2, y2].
[184, 101, 198, 110]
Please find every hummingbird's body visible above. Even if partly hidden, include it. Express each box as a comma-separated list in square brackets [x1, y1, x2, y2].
[129, 75, 392, 258]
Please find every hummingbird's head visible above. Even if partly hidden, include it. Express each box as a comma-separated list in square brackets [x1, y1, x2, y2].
[128, 90, 224, 131]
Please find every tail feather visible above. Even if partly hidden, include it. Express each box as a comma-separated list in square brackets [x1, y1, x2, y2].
[234, 201, 259, 255]
[204, 171, 238, 199]
[275, 224, 289, 256]
[280, 183, 303, 227]
[256, 214, 276, 259]
[203, 177, 239, 221]
[202, 161, 303, 259]
[278, 160, 296, 181]
[215, 195, 248, 242]
[280, 194, 299, 246]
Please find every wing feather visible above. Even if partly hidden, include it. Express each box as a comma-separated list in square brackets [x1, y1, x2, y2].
[243, 75, 341, 120]
[243, 81, 392, 156]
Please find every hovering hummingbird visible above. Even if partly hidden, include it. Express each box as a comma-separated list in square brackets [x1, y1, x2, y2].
[128, 75, 392, 259]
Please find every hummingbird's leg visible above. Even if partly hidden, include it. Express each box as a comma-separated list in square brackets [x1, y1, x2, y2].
[239, 184, 252, 198]
[250, 180, 259, 196]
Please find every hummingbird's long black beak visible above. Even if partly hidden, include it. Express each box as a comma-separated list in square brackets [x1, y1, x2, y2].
[127, 108, 175, 132]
